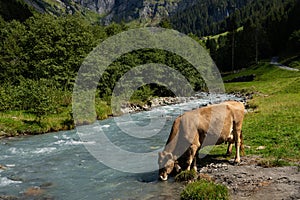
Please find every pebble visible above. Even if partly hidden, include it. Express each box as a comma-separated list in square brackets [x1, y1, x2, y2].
[256, 146, 266, 150]
[200, 162, 230, 173]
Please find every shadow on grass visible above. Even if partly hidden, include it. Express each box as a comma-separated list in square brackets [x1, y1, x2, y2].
[22, 119, 38, 125]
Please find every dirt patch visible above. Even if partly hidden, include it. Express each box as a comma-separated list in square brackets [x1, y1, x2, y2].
[198, 156, 300, 200]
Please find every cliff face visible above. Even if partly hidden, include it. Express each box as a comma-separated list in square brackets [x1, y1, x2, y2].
[67, 0, 189, 25]
[72, 0, 115, 15]
[22, 0, 190, 24]
[102, 0, 183, 25]
[21, 0, 246, 28]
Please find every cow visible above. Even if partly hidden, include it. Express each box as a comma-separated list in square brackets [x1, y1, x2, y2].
[158, 101, 245, 181]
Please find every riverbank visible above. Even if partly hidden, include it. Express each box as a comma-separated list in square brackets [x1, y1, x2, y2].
[186, 155, 300, 200]
[119, 92, 248, 114]
[0, 100, 112, 138]
[0, 92, 246, 138]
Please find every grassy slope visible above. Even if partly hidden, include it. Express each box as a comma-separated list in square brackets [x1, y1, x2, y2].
[211, 62, 300, 164]
[0, 100, 111, 137]
[0, 108, 72, 136]
[202, 27, 244, 41]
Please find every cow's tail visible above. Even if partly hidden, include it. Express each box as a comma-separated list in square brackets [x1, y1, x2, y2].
[240, 130, 245, 156]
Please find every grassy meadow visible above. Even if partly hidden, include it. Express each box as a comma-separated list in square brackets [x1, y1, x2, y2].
[210, 62, 300, 165]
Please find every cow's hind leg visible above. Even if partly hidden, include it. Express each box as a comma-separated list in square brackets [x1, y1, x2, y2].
[233, 123, 242, 164]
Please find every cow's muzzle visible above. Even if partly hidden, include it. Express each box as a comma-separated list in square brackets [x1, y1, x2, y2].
[159, 175, 168, 181]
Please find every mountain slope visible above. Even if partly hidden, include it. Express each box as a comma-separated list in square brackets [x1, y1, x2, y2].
[13, 0, 254, 27]
[19, 0, 191, 25]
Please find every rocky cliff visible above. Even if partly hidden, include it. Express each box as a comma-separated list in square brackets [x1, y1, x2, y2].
[20, 0, 251, 33]
[22, 0, 192, 25]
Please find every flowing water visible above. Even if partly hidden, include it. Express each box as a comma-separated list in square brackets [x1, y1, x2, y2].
[0, 93, 242, 199]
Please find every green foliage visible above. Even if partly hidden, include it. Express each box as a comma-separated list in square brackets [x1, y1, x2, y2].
[0, 79, 66, 124]
[19, 79, 59, 123]
[159, 18, 173, 29]
[170, 0, 254, 37]
[105, 22, 128, 37]
[1, 12, 206, 124]
[0, 14, 107, 88]
[180, 180, 229, 200]
[95, 99, 112, 120]
[98, 48, 205, 100]
[289, 29, 300, 52]
[175, 170, 198, 182]
[130, 85, 155, 103]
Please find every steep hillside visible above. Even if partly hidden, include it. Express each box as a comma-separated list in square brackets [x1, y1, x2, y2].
[19, 0, 193, 25]
[11, 0, 256, 27]
[170, 0, 254, 36]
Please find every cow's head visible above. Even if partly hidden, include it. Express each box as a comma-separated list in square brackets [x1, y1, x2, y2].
[158, 151, 181, 181]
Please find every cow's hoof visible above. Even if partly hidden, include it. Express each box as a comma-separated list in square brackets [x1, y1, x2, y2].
[229, 159, 241, 165]
[225, 153, 232, 157]
[233, 161, 241, 166]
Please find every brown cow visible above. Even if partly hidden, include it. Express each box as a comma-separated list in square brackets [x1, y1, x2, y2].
[158, 101, 245, 181]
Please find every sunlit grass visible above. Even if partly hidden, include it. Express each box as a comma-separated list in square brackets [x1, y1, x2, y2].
[0, 98, 113, 137]
[181, 179, 229, 200]
[222, 63, 300, 164]
[0, 106, 73, 136]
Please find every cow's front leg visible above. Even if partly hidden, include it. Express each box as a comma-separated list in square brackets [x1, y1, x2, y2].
[226, 134, 234, 156]
[186, 144, 198, 171]
[226, 142, 233, 156]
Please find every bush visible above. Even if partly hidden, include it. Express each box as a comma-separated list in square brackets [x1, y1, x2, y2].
[175, 170, 198, 182]
[180, 180, 229, 200]
[95, 99, 112, 120]
[0, 79, 67, 124]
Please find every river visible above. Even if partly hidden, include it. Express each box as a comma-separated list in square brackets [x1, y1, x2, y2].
[0, 93, 242, 199]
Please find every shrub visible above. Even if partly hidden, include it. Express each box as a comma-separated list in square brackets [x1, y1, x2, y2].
[0, 79, 67, 124]
[175, 170, 198, 182]
[95, 99, 112, 120]
[180, 180, 229, 200]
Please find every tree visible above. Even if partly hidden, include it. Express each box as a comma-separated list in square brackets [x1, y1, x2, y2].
[205, 38, 217, 60]
[289, 29, 300, 52]
[0, 18, 27, 83]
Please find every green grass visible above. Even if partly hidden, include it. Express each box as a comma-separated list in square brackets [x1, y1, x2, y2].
[180, 179, 229, 200]
[203, 27, 244, 41]
[0, 107, 73, 136]
[0, 100, 112, 137]
[211, 62, 300, 164]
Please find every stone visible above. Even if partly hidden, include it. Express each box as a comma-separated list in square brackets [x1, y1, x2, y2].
[256, 146, 266, 150]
